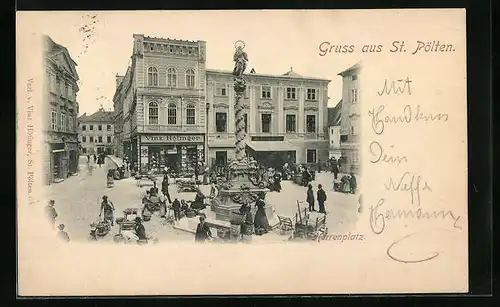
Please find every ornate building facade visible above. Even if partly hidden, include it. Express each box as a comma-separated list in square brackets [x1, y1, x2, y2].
[338, 62, 361, 174]
[206, 69, 330, 167]
[113, 34, 331, 171]
[43, 35, 80, 184]
[77, 108, 115, 155]
[114, 34, 207, 174]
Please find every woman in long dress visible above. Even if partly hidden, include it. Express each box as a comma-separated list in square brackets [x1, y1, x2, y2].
[254, 197, 271, 235]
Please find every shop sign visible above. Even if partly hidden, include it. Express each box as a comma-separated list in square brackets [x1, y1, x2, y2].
[141, 134, 204, 143]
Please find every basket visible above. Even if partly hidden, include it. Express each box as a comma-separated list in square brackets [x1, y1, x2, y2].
[217, 228, 230, 239]
[230, 224, 241, 236]
[186, 211, 196, 218]
[123, 208, 139, 215]
[242, 223, 254, 235]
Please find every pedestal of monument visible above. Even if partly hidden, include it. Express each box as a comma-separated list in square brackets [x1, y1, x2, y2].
[212, 188, 275, 222]
[211, 161, 276, 225]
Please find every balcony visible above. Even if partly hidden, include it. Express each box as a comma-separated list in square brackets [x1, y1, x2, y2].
[139, 124, 205, 133]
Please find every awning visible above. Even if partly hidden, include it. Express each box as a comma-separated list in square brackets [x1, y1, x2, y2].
[108, 155, 124, 168]
[246, 141, 297, 152]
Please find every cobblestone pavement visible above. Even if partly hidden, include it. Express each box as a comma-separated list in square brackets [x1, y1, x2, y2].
[44, 157, 360, 243]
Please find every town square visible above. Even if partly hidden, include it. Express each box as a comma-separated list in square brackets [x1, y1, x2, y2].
[41, 18, 361, 244]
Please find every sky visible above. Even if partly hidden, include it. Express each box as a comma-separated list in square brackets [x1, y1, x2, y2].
[30, 10, 368, 115]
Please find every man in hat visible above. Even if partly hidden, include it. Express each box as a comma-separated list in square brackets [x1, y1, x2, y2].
[317, 184, 327, 214]
[57, 224, 70, 242]
[195, 215, 212, 242]
[134, 217, 148, 244]
[45, 200, 58, 227]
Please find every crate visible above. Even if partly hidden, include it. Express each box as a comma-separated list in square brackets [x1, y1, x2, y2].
[120, 221, 135, 231]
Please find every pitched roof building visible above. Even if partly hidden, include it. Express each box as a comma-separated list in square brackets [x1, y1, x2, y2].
[43, 35, 80, 184]
[77, 108, 116, 155]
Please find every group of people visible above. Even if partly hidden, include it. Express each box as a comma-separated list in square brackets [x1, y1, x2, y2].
[87, 153, 105, 167]
[99, 194, 149, 243]
[86, 153, 106, 176]
[334, 173, 357, 194]
[306, 184, 328, 214]
[45, 200, 71, 242]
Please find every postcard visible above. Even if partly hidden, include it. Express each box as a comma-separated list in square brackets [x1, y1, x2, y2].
[16, 9, 468, 296]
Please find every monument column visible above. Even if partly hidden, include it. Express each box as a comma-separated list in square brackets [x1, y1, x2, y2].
[211, 41, 277, 228]
[228, 84, 235, 135]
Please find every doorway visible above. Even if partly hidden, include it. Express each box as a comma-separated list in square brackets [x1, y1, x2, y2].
[306, 149, 317, 164]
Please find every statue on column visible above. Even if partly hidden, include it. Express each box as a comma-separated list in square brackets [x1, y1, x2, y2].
[232, 41, 248, 82]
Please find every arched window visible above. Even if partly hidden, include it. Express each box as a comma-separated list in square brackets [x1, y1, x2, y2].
[147, 67, 158, 87]
[148, 101, 159, 125]
[185, 69, 195, 88]
[167, 68, 177, 87]
[186, 104, 196, 125]
[167, 103, 177, 125]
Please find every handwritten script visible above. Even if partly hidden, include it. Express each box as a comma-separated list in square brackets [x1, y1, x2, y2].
[368, 76, 462, 263]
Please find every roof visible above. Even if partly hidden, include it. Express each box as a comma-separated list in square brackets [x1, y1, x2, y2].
[328, 100, 343, 126]
[338, 62, 362, 76]
[206, 69, 330, 82]
[78, 108, 115, 123]
[44, 35, 78, 67]
[282, 67, 302, 78]
[44, 35, 80, 83]
[247, 141, 297, 152]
